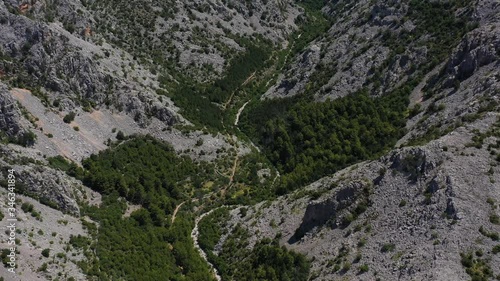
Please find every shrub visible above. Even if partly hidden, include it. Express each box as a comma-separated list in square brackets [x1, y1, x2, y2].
[358, 264, 369, 273]
[460, 252, 493, 281]
[399, 200, 407, 207]
[63, 112, 76, 123]
[342, 213, 355, 227]
[381, 243, 396, 253]
[21, 202, 34, 213]
[37, 262, 48, 272]
[479, 226, 499, 241]
[342, 261, 351, 272]
[196, 138, 204, 146]
[116, 130, 126, 140]
[357, 238, 366, 248]
[63, 22, 75, 33]
[409, 104, 422, 117]
[69, 235, 91, 249]
[41, 248, 50, 258]
[353, 253, 362, 263]
[14, 130, 37, 146]
[490, 214, 499, 225]
[492, 245, 500, 254]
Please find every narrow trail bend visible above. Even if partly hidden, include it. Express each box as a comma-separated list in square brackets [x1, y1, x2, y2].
[171, 201, 186, 224]
[234, 100, 250, 126]
[223, 71, 256, 110]
[191, 208, 223, 281]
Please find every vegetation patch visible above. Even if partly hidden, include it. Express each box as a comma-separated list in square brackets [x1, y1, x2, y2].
[82, 136, 216, 212]
[81, 195, 215, 281]
[0, 130, 37, 147]
[241, 89, 408, 193]
[479, 226, 499, 241]
[165, 38, 272, 130]
[76, 136, 223, 280]
[208, 225, 310, 281]
[460, 251, 493, 281]
[381, 243, 396, 253]
[198, 207, 230, 252]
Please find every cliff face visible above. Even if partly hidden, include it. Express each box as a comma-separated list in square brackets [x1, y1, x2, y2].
[0, 156, 82, 215]
[0, 83, 24, 139]
[0, 0, 177, 128]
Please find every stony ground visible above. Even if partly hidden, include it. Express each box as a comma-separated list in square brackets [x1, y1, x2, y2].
[0, 192, 96, 281]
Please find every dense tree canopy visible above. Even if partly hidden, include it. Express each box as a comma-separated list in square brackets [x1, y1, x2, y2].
[79, 137, 218, 280]
[241, 90, 408, 193]
[82, 136, 212, 215]
[82, 195, 215, 281]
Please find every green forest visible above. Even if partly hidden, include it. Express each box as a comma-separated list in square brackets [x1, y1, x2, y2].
[73, 136, 311, 280]
[241, 89, 408, 193]
[81, 195, 215, 281]
[82, 136, 214, 216]
[76, 137, 218, 280]
[164, 37, 272, 130]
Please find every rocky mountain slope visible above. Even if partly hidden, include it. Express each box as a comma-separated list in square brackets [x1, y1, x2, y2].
[265, 0, 478, 101]
[0, 0, 288, 173]
[209, 1, 500, 280]
[0, 0, 499, 280]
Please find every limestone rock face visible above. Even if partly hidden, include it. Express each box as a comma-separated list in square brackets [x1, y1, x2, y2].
[0, 83, 23, 139]
[444, 26, 500, 84]
[15, 165, 81, 215]
[0, 151, 81, 215]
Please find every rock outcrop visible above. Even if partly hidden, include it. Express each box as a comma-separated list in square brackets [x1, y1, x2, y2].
[0, 150, 82, 215]
[443, 25, 500, 85]
[0, 83, 23, 139]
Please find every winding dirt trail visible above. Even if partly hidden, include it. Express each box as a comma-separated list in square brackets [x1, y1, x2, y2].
[234, 100, 250, 126]
[189, 142, 242, 280]
[191, 209, 222, 281]
[190, 35, 298, 281]
[220, 155, 239, 196]
[271, 170, 280, 188]
[228, 156, 238, 184]
[171, 201, 186, 224]
[223, 71, 256, 110]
